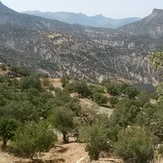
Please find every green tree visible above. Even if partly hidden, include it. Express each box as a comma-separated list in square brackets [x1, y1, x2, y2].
[119, 83, 129, 94]
[136, 104, 155, 127]
[151, 103, 163, 140]
[0, 119, 18, 149]
[9, 66, 30, 77]
[137, 90, 150, 107]
[13, 121, 56, 158]
[60, 74, 69, 87]
[136, 102, 163, 141]
[41, 77, 50, 87]
[47, 89, 72, 107]
[105, 83, 119, 96]
[79, 106, 100, 126]
[79, 124, 110, 160]
[65, 81, 91, 98]
[48, 107, 74, 143]
[65, 97, 81, 116]
[115, 126, 155, 163]
[124, 86, 139, 99]
[89, 85, 104, 94]
[92, 92, 107, 105]
[110, 98, 140, 127]
[19, 73, 42, 91]
[108, 96, 119, 107]
[4, 100, 39, 122]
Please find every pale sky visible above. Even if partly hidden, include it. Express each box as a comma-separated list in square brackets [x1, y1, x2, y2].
[1, 0, 163, 18]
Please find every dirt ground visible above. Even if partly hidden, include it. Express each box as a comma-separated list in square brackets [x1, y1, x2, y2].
[0, 143, 89, 163]
[49, 78, 62, 88]
[43, 143, 89, 163]
[0, 142, 125, 163]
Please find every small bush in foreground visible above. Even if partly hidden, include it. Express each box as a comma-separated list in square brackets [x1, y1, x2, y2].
[115, 126, 155, 163]
[80, 124, 110, 160]
[0, 119, 18, 149]
[13, 121, 57, 158]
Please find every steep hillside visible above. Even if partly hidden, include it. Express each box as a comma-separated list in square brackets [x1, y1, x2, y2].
[0, 1, 16, 14]
[0, 2, 163, 83]
[118, 9, 163, 38]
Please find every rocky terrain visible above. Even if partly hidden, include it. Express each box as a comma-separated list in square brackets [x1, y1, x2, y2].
[0, 2, 163, 84]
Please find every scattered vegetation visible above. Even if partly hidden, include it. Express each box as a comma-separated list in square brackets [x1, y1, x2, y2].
[0, 63, 162, 162]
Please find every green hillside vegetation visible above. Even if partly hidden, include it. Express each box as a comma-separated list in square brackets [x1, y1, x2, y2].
[0, 64, 162, 162]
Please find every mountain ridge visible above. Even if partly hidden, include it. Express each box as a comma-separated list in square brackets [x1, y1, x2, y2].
[0, 2, 163, 84]
[0, 1, 17, 14]
[118, 8, 163, 38]
[22, 10, 141, 29]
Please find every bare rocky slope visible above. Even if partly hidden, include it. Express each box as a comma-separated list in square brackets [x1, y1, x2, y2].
[0, 2, 163, 84]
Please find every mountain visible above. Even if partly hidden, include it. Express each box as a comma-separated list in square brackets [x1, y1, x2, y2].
[0, 2, 83, 33]
[22, 11, 141, 29]
[0, 2, 162, 84]
[0, 1, 16, 14]
[118, 9, 163, 38]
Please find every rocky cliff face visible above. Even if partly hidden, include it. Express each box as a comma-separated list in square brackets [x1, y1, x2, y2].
[0, 2, 162, 84]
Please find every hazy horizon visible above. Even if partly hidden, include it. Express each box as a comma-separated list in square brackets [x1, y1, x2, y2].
[1, 0, 163, 19]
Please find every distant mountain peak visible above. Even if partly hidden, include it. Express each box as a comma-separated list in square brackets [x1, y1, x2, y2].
[118, 8, 163, 38]
[152, 8, 163, 13]
[22, 10, 141, 28]
[146, 8, 163, 22]
[95, 14, 104, 17]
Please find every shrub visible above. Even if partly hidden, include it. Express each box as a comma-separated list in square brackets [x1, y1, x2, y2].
[89, 85, 105, 94]
[13, 121, 57, 157]
[79, 124, 110, 160]
[92, 92, 108, 105]
[60, 75, 70, 87]
[48, 107, 74, 143]
[110, 98, 140, 127]
[108, 96, 119, 107]
[65, 81, 91, 98]
[19, 73, 42, 91]
[0, 119, 18, 148]
[115, 127, 155, 163]
[105, 83, 119, 96]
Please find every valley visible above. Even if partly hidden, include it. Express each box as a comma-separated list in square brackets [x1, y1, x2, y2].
[1, 1, 163, 163]
[0, 2, 163, 84]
